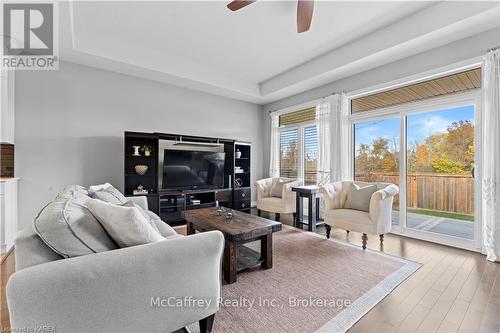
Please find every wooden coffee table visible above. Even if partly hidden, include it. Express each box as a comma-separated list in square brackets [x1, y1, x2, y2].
[184, 207, 282, 284]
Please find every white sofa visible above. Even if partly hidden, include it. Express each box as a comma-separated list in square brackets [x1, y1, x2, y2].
[319, 181, 399, 249]
[255, 177, 303, 221]
[7, 195, 224, 333]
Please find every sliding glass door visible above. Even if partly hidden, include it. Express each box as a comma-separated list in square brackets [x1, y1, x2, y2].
[354, 118, 401, 228]
[351, 95, 480, 249]
[406, 106, 475, 240]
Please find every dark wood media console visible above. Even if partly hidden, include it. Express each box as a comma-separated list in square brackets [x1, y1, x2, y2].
[124, 131, 252, 225]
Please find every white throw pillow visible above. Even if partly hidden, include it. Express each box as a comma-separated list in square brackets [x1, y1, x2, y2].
[88, 183, 128, 205]
[121, 200, 161, 233]
[344, 183, 378, 212]
[86, 198, 164, 248]
[270, 178, 294, 198]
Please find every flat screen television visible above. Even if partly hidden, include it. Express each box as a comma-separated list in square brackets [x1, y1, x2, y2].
[162, 150, 225, 190]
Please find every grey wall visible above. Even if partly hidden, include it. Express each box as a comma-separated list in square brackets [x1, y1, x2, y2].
[15, 61, 264, 228]
[261, 28, 500, 175]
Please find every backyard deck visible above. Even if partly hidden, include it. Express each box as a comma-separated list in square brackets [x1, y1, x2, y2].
[391, 211, 474, 240]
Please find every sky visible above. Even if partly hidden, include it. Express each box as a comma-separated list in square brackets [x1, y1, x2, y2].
[354, 105, 475, 152]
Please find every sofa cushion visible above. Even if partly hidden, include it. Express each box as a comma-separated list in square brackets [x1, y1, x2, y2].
[324, 209, 376, 234]
[122, 200, 161, 233]
[87, 199, 165, 248]
[146, 210, 178, 237]
[270, 178, 294, 198]
[344, 183, 377, 212]
[257, 197, 286, 214]
[88, 183, 127, 205]
[121, 201, 178, 237]
[15, 224, 63, 270]
[33, 185, 118, 258]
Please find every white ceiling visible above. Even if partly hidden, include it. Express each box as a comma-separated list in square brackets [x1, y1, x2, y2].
[58, 1, 500, 104]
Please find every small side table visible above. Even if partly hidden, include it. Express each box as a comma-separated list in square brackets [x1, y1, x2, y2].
[291, 185, 323, 232]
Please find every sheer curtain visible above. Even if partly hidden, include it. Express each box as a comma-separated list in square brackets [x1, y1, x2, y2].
[269, 112, 280, 178]
[482, 49, 500, 262]
[316, 97, 332, 185]
[330, 93, 349, 182]
[315, 93, 349, 185]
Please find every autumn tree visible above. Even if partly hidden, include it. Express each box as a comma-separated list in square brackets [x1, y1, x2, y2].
[356, 120, 474, 175]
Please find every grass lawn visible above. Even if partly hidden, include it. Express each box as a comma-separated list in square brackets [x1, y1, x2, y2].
[407, 208, 474, 222]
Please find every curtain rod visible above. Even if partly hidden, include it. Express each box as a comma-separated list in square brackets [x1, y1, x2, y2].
[487, 46, 499, 52]
[267, 91, 344, 114]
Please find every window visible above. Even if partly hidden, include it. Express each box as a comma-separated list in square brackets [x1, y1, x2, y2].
[279, 107, 316, 126]
[354, 118, 400, 226]
[350, 67, 481, 249]
[351, 68, 481, 113]
[304, 126, 318, 185]
[280, 129, 299, 179]
[279, 108, 318, 185]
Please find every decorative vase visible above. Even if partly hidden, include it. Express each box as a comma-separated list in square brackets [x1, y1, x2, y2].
[132, 146, 141, 156]
[235, 149, 242, 159]
[234, 178, 242, 188]
[144, 151, 151, 156]
[134, 165, 148, 175]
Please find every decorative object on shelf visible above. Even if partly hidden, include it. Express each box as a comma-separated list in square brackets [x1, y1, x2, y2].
[133, 189, 149, 195]
[234, 178, 243, 188]
[141, 145, 153, 156]
[134, 164, 148, 175]
[132, 146, 141, 156]
[133, 184, 148, 195]
[235, 149, 242, 159]
[235, 166, 244, 174]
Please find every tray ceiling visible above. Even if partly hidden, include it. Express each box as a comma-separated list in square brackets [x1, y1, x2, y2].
[57, 1, 500, 104]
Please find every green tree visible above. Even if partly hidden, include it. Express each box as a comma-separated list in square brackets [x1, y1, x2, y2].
[444, 120, 474, 171]
[431, 155, 466, 174]
[382, 154, 397, 172]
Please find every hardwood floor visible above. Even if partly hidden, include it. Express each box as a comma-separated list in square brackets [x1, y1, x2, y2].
[1, 213, 498, 332]
[1, 249, 15, 331]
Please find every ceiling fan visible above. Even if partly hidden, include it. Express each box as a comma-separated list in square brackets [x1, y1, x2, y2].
[227, 0, 315, 33]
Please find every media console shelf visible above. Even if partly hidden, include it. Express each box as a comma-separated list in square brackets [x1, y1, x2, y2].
[158, 189, 232, 225]
[124, 132, 252, 225]
[233, 142, 251, 212]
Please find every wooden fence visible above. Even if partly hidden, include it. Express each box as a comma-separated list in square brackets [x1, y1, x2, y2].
[355, 172, 474, 215]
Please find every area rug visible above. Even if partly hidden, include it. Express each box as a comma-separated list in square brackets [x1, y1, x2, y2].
[189, 226, 420, 333]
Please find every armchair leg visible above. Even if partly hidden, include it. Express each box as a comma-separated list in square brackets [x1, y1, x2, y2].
[325, 224, 331, 239]
[292, 212, 297, 222]
[362, 233, 368, 250]
[257, 209, 262, 217]
[199, 314, 215, 333]
[379, 234, 384, 243]
[275, 213, 280, 222]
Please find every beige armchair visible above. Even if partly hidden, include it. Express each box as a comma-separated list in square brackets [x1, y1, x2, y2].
[255, 177, 303, 221]
[319, 181, 399, 249]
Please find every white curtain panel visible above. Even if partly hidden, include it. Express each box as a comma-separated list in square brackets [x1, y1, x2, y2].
[330, 93, 350, 182]
[482, 49, 500, 262]
[316, 97, 332, 185]
[269, 112, 280, 178]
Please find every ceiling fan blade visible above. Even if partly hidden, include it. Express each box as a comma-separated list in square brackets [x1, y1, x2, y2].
[227, 0, 256, 11]
[297, 0, 314, 33]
